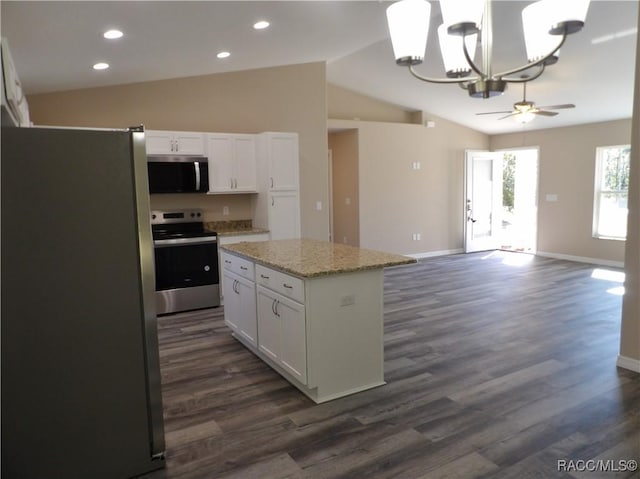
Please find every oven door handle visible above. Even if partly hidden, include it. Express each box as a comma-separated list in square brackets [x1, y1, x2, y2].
[153, 236, 218, 247]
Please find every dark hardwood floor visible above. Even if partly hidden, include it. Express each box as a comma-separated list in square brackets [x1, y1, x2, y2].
[142, 251, 639, 479]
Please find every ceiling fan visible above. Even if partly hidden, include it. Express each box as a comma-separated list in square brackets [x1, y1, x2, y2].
[476, 81, 575, 123]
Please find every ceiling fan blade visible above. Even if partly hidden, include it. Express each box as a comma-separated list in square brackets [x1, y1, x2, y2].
[498, 112, 520, 120]
[534, 110, 559, 117]
[537, 103, 575, 110]
[476, 110, 514, 116]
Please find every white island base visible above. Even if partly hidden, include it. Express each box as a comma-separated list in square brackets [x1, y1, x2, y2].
[233, 267, 384, 403]
[221, 240, 414, 403]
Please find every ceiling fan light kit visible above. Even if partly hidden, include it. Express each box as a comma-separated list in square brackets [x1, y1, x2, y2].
[386, 0, 590, 98]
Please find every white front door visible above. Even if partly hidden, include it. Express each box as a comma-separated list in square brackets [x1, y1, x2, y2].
[464, 150, 503, 253]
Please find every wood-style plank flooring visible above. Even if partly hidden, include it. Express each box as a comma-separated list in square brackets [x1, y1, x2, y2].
[142, 251, 639, 479]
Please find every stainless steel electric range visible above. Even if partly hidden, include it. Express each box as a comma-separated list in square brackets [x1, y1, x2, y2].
[151, 210, 220, 315]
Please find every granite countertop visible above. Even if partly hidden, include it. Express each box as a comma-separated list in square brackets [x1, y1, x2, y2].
[204, 220, 269, 237]
[221, 238, 416, 278]
[216, 228, 270, 237]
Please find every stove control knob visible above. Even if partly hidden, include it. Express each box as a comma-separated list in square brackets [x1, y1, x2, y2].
[197, 212, 201, 217]
[152, 214, 156, 220]
[204, 265, 210, 272]
[190, 212, 195, 218]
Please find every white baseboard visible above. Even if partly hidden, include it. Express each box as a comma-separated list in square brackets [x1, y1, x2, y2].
[616, 355, 640, 373]
[406, 248, 464, 260]
[536, 251, 624, 269]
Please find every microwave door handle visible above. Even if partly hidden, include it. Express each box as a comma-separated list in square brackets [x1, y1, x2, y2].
[194, 161, 201, 191]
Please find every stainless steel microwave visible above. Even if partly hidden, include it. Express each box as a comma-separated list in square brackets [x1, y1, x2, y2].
[147, 156, 209, 194]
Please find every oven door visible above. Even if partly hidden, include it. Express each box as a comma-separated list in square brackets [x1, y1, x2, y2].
[153, 236, 219, 290]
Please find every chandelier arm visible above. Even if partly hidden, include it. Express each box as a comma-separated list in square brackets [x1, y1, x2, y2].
[462, 34, 485, 78]
[502, 64, 546, 83]
[494, 32, 567, 79]
[408, 65, 479, 84]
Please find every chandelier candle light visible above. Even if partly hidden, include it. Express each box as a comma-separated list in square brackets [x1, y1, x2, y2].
[386, 0, 591, 98]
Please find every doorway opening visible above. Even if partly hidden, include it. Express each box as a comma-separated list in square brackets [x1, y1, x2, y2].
[464, 148, 538, 254]
[499, 148, 538, 253]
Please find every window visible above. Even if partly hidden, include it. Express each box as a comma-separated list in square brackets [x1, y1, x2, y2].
[593, 145, 631, 240]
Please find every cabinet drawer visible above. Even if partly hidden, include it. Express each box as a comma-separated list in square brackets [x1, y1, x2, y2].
[256, 265, 304, 303]
[221, 252, 255, 280]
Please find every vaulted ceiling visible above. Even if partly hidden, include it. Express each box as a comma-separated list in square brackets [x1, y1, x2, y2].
[2, 1, 637, 134]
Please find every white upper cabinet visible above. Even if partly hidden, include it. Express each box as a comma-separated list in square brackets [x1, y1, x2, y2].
[145, 130, 205, 156]
[258, 132, 299, 191]
[207, 133, 257, 194]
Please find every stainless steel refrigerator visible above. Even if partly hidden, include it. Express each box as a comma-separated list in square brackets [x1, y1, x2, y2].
[2, 126, 166, 478]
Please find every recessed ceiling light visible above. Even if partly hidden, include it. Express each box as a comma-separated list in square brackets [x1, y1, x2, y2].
[253, 20, 270, 30]
[103, 29, 124, 40]
[93, 62, 110, 70]
[217, 51, 231, 59]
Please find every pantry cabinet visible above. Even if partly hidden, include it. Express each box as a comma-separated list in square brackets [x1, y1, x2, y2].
[254, 132, 301, 239]
[145, 130, 205, 156]
[207, 134, 257, 193]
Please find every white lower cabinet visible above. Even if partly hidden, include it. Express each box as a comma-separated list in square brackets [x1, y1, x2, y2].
[223, 270, 257, 348]
[218, 233, 269, 305]
[257, 286, 306, 384]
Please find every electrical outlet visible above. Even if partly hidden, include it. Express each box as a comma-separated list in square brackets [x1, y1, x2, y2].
[222, 206, 230, 216]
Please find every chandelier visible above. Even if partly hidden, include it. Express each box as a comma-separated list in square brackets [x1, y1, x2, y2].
[386, 0, 591, 98]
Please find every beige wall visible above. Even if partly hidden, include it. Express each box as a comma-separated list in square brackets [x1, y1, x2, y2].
[329, 130, 360, 246]
[329, 117, 489, 256]
[328, 83, 416, 124]
[620, 13, 640, 367]
[27, 62, 330, 240]
[490, 119, 631, 263]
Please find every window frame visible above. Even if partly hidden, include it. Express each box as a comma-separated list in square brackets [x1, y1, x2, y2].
[592, 144, 631, 241]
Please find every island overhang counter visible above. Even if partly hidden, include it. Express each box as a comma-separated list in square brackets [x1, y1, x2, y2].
[220, 238, 416, 403]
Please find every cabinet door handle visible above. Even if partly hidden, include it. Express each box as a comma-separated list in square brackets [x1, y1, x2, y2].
[175, 140, 179, 152]
[225, 259, 231, 264]
[283, 283, 293, 289]
[234, 178, 238, 189]
[260, 274, 270, 279]
[240, 266, 248, 271]
[270, 177, 274, 188]
[230, 178, 234, 188]
[271, 298, 277, 316]
[271, 197, 274, 207]
[275, 300, 280, 317]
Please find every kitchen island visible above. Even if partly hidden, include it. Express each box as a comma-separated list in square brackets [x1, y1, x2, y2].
[220, 239, 415, 403]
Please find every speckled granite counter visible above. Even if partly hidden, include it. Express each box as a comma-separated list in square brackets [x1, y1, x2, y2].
[216, 228, 269, 237]
[221, 238, 416, 278]
[204, 220, 269, 237]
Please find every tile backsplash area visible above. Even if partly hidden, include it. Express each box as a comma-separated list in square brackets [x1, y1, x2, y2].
[149, 193, 253, 221]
